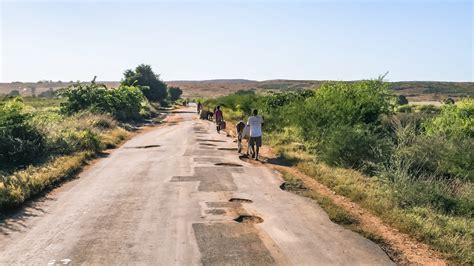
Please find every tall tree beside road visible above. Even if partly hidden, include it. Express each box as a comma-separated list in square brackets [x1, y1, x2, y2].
[121, 64, 168, 102]
[168, 86, 183, 102]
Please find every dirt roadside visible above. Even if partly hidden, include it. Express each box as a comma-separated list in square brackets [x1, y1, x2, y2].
[222, 122, 446, 265]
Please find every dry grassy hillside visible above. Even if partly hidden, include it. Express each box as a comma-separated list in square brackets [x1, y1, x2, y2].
[167, 79, 327, 97]
[0, 81, 120, 96]
[169, 79, 474, 101]
[1, 79, 472, 101]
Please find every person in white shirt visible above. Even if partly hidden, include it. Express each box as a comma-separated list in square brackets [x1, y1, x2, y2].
[247, 109, 264, 160]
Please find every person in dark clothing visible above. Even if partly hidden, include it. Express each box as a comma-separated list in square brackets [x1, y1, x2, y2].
[214, 106, 223, 133]
[197, 102, 203, 114]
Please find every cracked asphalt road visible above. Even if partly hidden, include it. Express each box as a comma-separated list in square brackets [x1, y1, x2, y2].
[0, 107, 393, 265]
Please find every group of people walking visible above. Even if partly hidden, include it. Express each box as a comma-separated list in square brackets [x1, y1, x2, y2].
[196, 102, 264, 160]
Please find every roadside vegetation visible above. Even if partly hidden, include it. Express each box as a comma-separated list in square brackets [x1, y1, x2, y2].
[202, 79, 473, 264]
[0, 65, 182, 211]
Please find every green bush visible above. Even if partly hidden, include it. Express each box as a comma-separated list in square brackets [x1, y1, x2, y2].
[392, 178, 473, 217]
[416, 104, 439, 114]
[405, 136, 473, 181]
[425, 98, 473, 139]
[59, 83, 147, 121]
[0, 98, 45, 167]
[380, 113, 473, 181]
[206, 91, 260, 115]
[297, 80, 393, 140]
[318, 125, 392, 170]
[108, 86, 147, 121]
[297, 80, 393, 167]
[261, 90, 313, 131]
[32, 112, 117, 155]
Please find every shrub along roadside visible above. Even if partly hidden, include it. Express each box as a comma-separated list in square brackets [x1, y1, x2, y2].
[58, 83, 150, 121]
[0, 98, 45, 167]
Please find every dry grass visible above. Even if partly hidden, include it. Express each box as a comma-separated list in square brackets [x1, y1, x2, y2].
[295, 161, 472, 264]
[0, 127, 130, 211]
[0, 152, 92, 210]
[100, 127, 129, 149]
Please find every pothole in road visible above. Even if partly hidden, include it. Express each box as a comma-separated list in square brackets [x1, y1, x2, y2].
[215, 163, 243, 167]
[280, 181, 308, 194]
[200, 143, 217, 146]
[238, 155, 253, 163]
[229, 198, 253, 203]
[205, 209, 226, 215]
[234, 215, 263, 224]
[218, 148, 238, 151]
[196, 139, 226, 143]
[126, 144, 160, 149]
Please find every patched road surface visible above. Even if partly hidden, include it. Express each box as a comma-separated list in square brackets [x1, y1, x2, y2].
[0, 107, 393, 265]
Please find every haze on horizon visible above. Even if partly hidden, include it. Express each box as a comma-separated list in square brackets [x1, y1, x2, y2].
[0, 0, 472, 83]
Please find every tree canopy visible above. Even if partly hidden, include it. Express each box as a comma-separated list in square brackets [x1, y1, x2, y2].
[168, 86, 183, 101]
[121, 64, 168, 102]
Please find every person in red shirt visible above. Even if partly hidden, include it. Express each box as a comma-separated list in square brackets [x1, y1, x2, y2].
[214, 106, 223, 133]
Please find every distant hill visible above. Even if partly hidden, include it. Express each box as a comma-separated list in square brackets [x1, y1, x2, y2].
[1, 79, 472, 101]
[0, 81, 120, 97]
[389, 81, 474, 101]
[168, 79, 473, 101]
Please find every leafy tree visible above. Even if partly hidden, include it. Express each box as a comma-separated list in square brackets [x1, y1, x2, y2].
[121, 64, 168, 102]
[168, 86, 183, 102]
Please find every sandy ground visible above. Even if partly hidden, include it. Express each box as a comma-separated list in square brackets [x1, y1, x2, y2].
[0, 107, 392, 265]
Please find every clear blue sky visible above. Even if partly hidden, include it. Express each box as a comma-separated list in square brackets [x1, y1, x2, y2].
[0, 0, 472, 82]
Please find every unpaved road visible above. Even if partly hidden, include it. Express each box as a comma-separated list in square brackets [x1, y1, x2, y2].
[0, 107, 393, 265]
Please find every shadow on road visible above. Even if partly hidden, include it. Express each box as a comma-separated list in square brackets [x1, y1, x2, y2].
[0, 197, 54, 236]
[0, 152, 111, 235]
